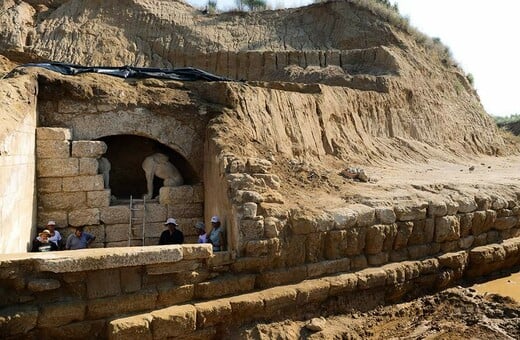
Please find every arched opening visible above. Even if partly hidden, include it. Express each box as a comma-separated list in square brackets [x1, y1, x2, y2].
[98, 135, 199, 199]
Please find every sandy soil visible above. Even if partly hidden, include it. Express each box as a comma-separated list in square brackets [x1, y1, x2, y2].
[237, 287, 520, 340]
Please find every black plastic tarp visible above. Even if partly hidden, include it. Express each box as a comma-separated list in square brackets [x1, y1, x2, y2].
[10, 62, 232, 81]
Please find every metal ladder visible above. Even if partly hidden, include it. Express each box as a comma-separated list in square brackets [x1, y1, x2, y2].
[128, 196, 147, 246]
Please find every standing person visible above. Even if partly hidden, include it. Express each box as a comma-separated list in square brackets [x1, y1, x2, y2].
[46, 221, 62, 249]
[159, 218, 184, 245]
[208, 215, 225, 252]
[194, 221, 207, 244]
[66, 227, 96, 250]
[31, 230, 59, 252]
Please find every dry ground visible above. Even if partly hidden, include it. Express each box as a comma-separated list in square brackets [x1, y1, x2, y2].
[274, 154, 520, 211]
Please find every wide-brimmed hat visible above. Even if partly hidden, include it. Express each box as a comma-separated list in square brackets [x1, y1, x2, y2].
[210, 216, 220, 223]
[194, 222, 205, 230]
[40, 229, 51, 236]
[164, 218, 178, 226]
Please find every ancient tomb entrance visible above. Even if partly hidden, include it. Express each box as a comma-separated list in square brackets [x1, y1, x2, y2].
[35, 128, 204, 247]
[99, 135, 199, 200]
[96, 134, 204, 245]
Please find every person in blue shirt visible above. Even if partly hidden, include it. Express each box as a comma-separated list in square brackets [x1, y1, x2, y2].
[66, 227, 96, 250]
[207, 215, 225, 252]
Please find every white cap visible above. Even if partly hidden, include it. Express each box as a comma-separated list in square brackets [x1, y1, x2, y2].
[210, 216, 220, 223]
[164, 218, 178, 226]
[47, 221, 56, 226]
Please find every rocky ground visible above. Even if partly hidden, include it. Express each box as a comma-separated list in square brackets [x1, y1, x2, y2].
[236, 286, 520, 339]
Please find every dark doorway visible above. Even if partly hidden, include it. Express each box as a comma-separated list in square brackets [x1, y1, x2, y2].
[98, 135, 199, 199]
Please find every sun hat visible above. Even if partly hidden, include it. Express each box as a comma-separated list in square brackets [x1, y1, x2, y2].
[47, 221, 56, 226]
[210, 216, 220, 223]
[164, 218, 178, 226]
[40, 229, 51, 236]
[194, 221, 205, 230]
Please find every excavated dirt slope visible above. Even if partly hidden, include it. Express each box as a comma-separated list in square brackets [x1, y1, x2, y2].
[0, 0, 514, 161]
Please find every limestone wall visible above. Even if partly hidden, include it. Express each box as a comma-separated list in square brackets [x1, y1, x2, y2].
[0, 75, 38, 253]
[36, 127, 111, 231]
[0, 244, 231, 338]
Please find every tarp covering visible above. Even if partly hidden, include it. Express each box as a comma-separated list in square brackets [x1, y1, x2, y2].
[10, 62, 232, 81]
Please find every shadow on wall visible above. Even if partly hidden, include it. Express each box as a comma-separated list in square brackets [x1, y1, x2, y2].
[98, 135, 199, 199]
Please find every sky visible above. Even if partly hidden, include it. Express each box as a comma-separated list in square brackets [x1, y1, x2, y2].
[186, 0, 519, 117]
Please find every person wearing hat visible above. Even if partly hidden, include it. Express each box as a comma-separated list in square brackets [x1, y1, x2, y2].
[159, 218, 184, 245]
[31, 229, 59, 252]
[207, 215, 225, 252]
[194, 221, 207, 244]
[46, 221, 62, 249]
[65, 227, 96, 250]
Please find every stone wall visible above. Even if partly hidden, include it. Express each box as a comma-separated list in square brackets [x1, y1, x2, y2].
[107, 237, 520, 339]
[2, 237, 517, 338]
[226, 175, 520, 284]
[0, 244, 231, 338]
[0, 75, 38, 253]
[36, 127, 110, 232]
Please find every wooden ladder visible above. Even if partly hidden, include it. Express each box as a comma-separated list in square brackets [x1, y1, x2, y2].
[128, 196, 147, 246]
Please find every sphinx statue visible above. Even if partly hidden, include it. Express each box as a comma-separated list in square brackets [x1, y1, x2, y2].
[142, 153, 183, 199]
[98, 157, 111, 189]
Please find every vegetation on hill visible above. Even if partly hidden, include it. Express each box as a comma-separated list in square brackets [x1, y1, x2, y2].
[494, 114, 520, 125]
[494, 114, 520, 137]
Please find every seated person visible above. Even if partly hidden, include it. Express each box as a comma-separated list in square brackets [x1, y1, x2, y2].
[159, 218, 184, 245]
[66, 227, 96, 250]
[207, 215, 226, 252]
[46, 220, 62, 248]
[194, 221, 207, 243]
[31, 229, 59, 252]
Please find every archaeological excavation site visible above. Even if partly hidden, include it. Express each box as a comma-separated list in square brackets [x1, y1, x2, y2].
[1, 0, 519, 339]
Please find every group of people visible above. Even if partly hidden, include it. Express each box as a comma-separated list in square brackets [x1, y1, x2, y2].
[32, 215, 225, 252]
[31, 221, 96, 252]
[159, 215, 225, 252]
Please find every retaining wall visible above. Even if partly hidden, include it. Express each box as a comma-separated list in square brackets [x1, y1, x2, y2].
[0, 75, 38, 253]
[108, 237, 520, 339]
[1, 237, 518, 339]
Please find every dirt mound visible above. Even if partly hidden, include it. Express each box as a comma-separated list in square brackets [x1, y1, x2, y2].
[237, 287, 520, 339]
